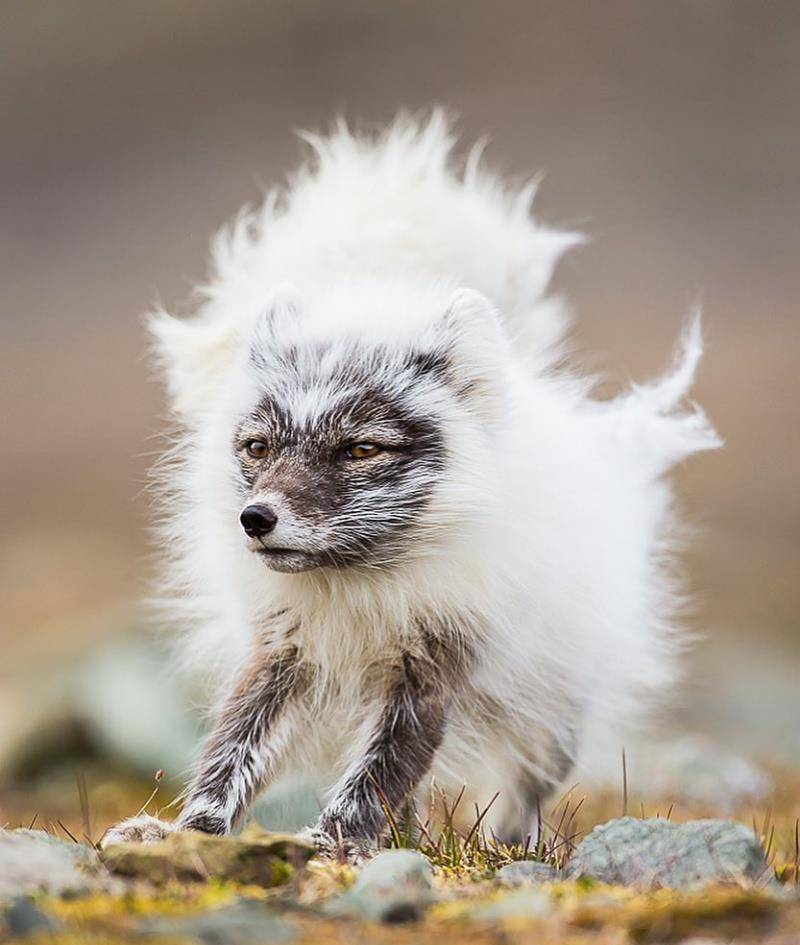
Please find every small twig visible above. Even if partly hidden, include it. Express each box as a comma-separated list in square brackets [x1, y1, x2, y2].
[621, 748, 628, 817]
[135, 769, 165, 818]
[761, 806, 773, 844]
[462, 792, 499, 850]
[56, 820, 80, 844]
[765, 823, 776, 864]
[412, 810, 437, 848]
[552, 792, 574, 851]
[77, 775, 92, 845]
[365, 769, 402, 848]
[535, 795, 543, 855]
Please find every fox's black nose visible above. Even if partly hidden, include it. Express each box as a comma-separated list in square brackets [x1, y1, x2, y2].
[240, 504, 278, 538]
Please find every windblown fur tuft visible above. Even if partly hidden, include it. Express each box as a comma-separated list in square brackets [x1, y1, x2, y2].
[146, 111, 720, 837]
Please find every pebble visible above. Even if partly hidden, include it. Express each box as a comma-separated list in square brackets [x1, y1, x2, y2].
[3, 897, 58, 937]
[496, 860, 559, 885]
[329, 849, 435, 923]
[470, 887, 552, 922]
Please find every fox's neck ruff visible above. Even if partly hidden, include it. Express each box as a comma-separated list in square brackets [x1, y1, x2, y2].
[248, 525, 503, 666]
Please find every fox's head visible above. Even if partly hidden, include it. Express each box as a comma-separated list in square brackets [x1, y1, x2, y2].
[151, 281, 510, 573]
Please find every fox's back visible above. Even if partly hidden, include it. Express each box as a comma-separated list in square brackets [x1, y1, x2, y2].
[203, 111, 578, 364]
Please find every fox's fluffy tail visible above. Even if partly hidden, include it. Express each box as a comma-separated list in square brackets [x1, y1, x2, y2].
[609, 311, 722, 476]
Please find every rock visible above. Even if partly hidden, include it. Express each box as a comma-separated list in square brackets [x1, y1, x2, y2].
[249, 779, 324, 834]
[636, 734, 773, 810]
[3, 897, 58, 937]
[0, 829, 102, 899]
[330, 850, 435, 923]
[470, 887, 552, 922]
[100, 826, 314, 885]
[575, 731, 772, 812]
[77, 637, 201, 776]
[566, 817, 769, 889]
[143, 899, 295, 944]
[1, 632, 201, 784]
[0, 669, 75, 781]
[496, 860, 559, 885]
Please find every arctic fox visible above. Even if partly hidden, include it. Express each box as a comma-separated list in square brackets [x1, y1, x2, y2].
[102, 112, 720, 855]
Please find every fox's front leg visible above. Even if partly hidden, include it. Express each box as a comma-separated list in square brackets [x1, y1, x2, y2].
[101, 646, 302, 847]
[311, 651, 450, 860]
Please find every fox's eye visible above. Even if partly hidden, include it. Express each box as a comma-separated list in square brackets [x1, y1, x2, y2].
[245, 440, 269, 459]
[346, 443, 381, 460]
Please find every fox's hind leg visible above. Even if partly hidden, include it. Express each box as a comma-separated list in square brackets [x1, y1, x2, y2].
[499, 725, 581, 848]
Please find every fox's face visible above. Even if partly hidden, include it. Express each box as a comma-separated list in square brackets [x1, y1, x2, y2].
[232, 284, 511, 573]
[233, 337, 448, 572]
[154, 282, 509, 573]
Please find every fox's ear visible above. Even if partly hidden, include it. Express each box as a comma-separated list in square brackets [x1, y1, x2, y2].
[149, 285, 304, 421]
[251, 284, 303, 351]
[423, 288, 510, 420]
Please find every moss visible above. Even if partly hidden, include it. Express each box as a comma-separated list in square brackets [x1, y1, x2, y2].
[48, 882, 240, 921]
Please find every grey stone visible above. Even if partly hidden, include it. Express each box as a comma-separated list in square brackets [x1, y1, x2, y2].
[330, 850, 434, 923]
[3, 897, 58, 937]
[1, 632, 201, 783]
[0, 829, 102, 899]
[249, 779, 322, 834]
[77, 637, 201, 776]
[575, 732, 772, 813]
[496, 860, 559, 885]
[470, 887, 552, 921]
[634, 734, 772, 810]
[7, 829, 96, 865]
[143, 899, 295, 944]
[566, 817, 769, 889]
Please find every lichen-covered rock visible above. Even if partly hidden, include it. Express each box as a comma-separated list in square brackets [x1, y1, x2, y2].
[0, 829, 102, 899]
[566, 817, 769, 889]
[496, 860, 559, 885]
[329, 849, 434, 923]
[100, 826, 314, 886]
[142, 899, 296, 944]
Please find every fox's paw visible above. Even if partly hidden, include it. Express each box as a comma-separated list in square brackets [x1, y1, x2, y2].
[100, 814, 176, 848]
[300, 825, 374, 866]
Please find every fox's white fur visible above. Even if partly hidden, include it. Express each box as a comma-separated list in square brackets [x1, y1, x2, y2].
[133, 111, 719, 843]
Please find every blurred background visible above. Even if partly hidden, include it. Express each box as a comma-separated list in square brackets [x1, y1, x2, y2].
[1, 1, 798, 825]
